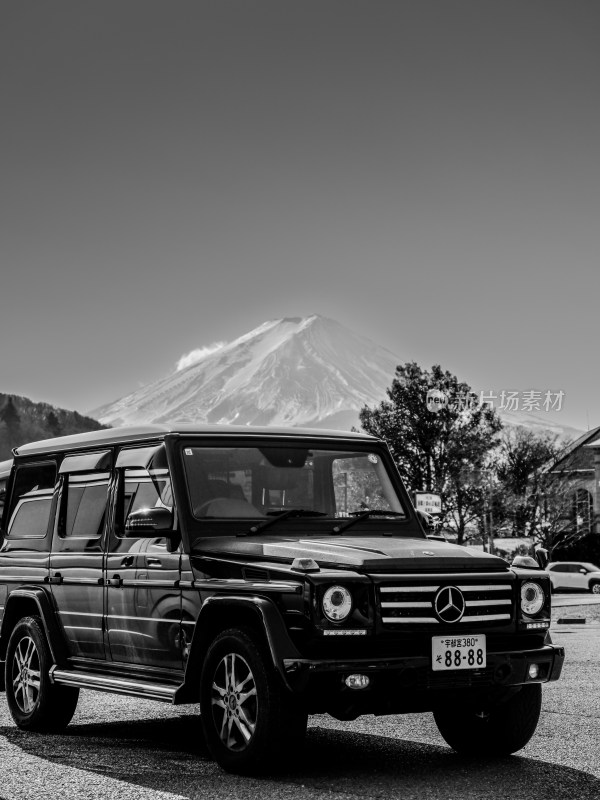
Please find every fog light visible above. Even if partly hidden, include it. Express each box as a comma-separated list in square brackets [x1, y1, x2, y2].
[345, 674, 370, 690]
[528, 663, 539, 680]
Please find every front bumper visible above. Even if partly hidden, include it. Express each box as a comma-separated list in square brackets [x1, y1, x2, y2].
[283, 644, 565, 692]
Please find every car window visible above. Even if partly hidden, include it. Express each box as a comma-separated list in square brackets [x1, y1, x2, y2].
[62, 472, 110, 538]
[116, 466, 173, 545]
[8, 491, 54, 539]
[6, 462, 57, 540]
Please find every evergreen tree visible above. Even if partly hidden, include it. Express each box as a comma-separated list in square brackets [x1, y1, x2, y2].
[46, 410, 62, 438]
[0, 397, 22, 451]
[359, 362, 502, 543]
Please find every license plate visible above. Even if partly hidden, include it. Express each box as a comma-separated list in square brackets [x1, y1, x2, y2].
[432, 635, 486, 671]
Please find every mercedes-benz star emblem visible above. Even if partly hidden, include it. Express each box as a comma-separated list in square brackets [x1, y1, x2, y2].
[434, 586, 465, 624]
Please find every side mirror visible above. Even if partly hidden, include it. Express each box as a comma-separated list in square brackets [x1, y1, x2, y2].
[534, 546, 549, 570]
[580, 568, 587, 574]
[125, 506, 174, 536]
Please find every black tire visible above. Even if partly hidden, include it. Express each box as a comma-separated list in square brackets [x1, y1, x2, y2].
[433, 684, 542, 756]
[200, 627, 307, 773]
[5, 615, 79, 732]
[589, 581, 600, 595]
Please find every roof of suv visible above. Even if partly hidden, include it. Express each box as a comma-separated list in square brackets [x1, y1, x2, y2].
[13, 424, 379, 457]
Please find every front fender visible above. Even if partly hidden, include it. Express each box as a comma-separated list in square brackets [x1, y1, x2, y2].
[179, 595, 303, 699]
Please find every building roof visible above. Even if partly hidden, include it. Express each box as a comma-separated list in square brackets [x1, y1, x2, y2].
[550, 425, 600, 472]
[13, 423, 378, 457]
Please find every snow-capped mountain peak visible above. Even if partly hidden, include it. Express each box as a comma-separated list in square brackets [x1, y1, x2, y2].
[92, 315, 400, 429]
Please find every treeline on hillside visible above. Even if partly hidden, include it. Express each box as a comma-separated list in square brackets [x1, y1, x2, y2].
[0, 394, 106, 460]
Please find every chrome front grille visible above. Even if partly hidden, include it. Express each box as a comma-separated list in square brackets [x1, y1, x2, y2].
[379, 582, 513, 626]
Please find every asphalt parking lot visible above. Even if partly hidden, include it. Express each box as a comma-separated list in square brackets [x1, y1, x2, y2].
[0, 594, 598, 800]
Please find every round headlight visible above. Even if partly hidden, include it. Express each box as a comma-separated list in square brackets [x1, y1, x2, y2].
[521, 582, 545, 616]
[322, 585, 353, 622]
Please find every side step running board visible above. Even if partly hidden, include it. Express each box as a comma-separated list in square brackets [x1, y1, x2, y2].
[50, 666, 181, 703]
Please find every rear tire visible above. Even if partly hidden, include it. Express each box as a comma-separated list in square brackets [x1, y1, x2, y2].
[5, 615, 79, 732]
[434, 684, 542, 756]
[200, 627, 307, 773]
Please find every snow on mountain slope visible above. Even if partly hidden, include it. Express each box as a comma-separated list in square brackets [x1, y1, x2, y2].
[499, 408, 582, 442]
[91, 315, 400, 429]
[91, 314, 583, 440]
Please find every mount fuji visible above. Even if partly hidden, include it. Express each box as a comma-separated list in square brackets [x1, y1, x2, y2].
[92, 315, 400, 430]
[91, 314, 583, 440]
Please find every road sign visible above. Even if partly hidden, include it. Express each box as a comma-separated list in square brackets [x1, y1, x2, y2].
[414, 492, 442, 515]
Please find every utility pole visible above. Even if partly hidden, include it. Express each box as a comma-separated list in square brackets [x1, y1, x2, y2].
[482, 494, 488, 552]
[488, 488, 494, 555]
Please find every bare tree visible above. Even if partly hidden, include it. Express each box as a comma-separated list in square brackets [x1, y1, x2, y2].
[495, 428, 561, 538]
[532, 469, 596, 560]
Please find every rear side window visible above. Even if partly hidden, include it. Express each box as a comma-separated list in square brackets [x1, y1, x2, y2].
[62, 473, 110, 539]
[7, 462, 57, 539]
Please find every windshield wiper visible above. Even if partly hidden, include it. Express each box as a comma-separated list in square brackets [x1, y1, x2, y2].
[239, 508, 327, 537]
[332, 510, 406, 535]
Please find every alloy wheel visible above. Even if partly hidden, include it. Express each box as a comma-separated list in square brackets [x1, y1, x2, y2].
[211, 652, 257, 751]
[12, 636, 41, 714]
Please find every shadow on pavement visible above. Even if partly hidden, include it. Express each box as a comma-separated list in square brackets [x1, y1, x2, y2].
[1, 718, 599, 799]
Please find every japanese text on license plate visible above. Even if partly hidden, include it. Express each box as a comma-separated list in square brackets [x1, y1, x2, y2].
[431, 635, 486, 671]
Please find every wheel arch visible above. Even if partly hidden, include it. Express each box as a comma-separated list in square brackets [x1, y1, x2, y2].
[0, 588, 67, 669]
[178, 595, 302, 701]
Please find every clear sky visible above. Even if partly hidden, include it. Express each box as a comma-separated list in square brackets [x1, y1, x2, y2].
[1, 1, 599, 431]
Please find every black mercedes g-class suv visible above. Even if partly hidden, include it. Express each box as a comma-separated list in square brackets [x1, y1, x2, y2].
[0, 425, 563, 772]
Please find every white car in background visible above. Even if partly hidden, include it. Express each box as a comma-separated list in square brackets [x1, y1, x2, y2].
[547, 561, 600, 593]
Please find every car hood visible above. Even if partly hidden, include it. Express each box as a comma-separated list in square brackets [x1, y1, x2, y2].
[194, 534, 509, 573]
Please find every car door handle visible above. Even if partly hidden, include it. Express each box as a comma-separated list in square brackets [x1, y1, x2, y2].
[120, 556, 134, 568]
[147, 558, 162, 567]
[48, 572, 63, 585]
[108, 574, 123, 588]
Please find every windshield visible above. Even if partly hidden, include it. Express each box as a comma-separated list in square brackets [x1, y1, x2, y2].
[181, 444, 407, 532]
